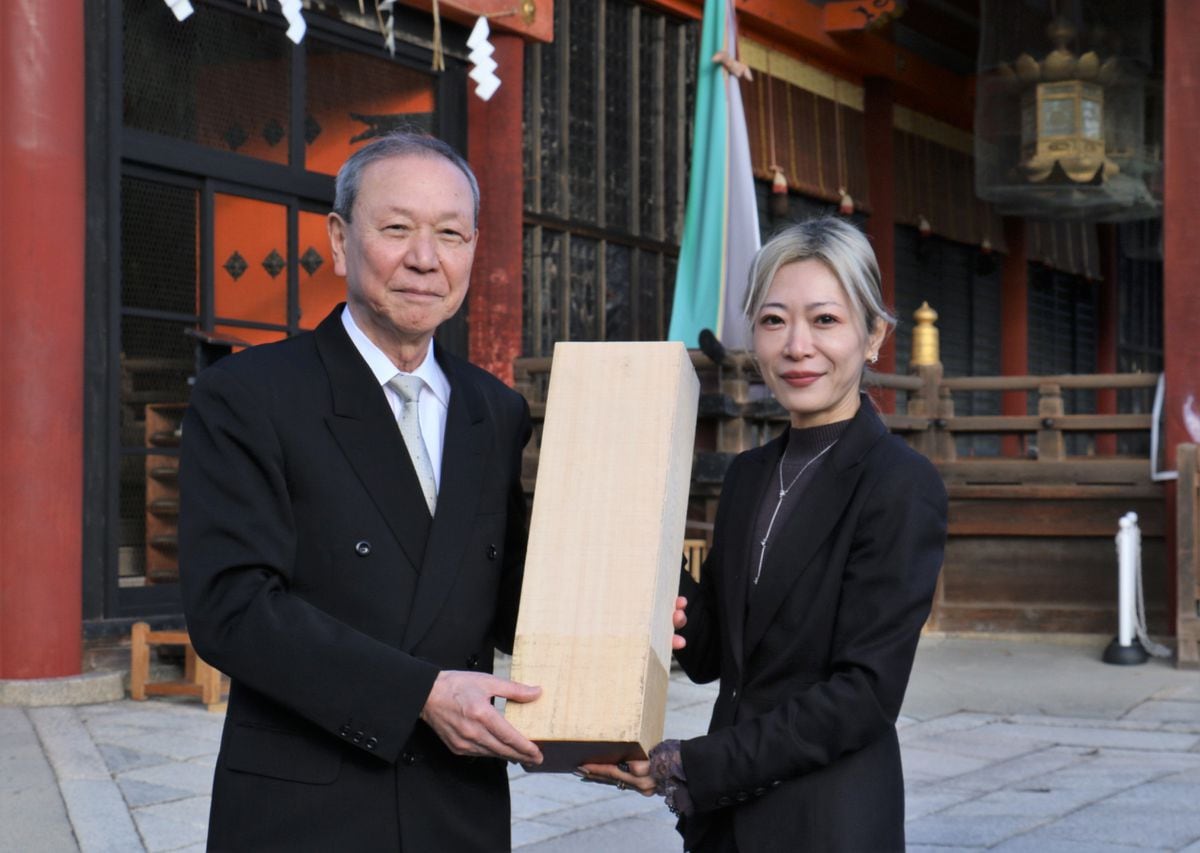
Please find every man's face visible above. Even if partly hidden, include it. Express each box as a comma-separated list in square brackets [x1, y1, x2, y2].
[328, 153, 477, 350]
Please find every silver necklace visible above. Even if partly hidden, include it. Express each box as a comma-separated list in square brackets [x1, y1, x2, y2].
[752, 440, 838, 585]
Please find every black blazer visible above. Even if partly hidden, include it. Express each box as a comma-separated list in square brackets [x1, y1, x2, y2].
[180, 306, 531, 852]
[674, 399, 947, 853]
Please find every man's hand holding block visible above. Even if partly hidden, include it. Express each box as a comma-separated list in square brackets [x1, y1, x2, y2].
[505, 342, 700, 771]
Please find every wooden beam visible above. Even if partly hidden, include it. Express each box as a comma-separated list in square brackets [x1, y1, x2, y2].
[399, 0, 553, 42]
[506, 343, 699, 770]
[734, 0, 973, 129]
[822, 0, 902, 33]
[639, 0, 973, 129]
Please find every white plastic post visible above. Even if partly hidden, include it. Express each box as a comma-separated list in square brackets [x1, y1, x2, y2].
[1104, 511, 1149, 665]
[1116, 512, 1138, 647]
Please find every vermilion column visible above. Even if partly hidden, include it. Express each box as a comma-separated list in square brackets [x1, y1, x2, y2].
[1163, 0, 1200, 625]
[467, 34, 525, 386]
[1095, 224, 1119, 456]
[0, 0, 85, 677]
[864, 78, 895, 412]
[999, 216, 1028, 458]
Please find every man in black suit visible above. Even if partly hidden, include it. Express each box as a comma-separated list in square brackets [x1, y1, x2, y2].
[180, 132, 543, 852]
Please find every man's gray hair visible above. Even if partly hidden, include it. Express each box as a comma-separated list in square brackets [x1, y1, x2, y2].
[332, 131, 480, 226]
[743, 216, 896, 339]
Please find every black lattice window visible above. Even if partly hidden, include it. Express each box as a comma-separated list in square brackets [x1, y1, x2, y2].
[1029, 264, 1099, 456]
[522, 0, 698, 355]
[123, 0, 291, 164]
[894, 226, 1003, 457]
[1115, 227, 1163, 456]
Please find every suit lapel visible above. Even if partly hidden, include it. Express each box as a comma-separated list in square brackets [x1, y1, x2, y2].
[401, 349, 489, 651]
[316, 307, 432, 573]
[742, 400, 888, 660]
[722, 445, 777, 675]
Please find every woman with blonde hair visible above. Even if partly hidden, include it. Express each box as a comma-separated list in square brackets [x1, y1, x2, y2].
[584, 216, 947, 852]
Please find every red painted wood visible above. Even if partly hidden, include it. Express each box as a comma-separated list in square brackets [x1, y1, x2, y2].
[0, 0, 85, 678]
[642, 0, 972, 129]
[1095, 224, 1118, 456]
[1162, 0, 1200, 627]
[467, 34, 525, 387]
[999, 217, 1028, 459]
[864, 78, 896, 413]
[400, 0, 554, 43]
[823, 0, 901, 33]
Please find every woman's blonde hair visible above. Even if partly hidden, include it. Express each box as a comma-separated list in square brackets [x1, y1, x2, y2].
[743, 216, 896, 340]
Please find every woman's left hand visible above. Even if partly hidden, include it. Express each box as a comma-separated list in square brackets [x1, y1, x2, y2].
[575, 760, 656, 796]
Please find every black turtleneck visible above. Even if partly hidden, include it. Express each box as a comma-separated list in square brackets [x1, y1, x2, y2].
[748, 417, 853, 598]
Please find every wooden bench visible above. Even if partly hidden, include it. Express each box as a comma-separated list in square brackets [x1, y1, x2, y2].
[129, 622, 227, 711]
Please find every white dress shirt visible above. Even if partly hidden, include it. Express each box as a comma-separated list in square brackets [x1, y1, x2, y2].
[341, 306, 450, 491]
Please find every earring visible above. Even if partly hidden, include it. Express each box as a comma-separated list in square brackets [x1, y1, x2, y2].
[868, 353, 879, 364]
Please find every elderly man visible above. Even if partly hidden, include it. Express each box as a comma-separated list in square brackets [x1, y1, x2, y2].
[181, 132, 542, 852]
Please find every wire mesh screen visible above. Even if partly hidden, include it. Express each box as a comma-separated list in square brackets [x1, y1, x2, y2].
[123, 0, 291, 164]
[974, 0, 1160, 220]
[121, 176, 199, 315]
[1116, 231, 1162, 456]
[522, 0, 697, 355]
[1028, 264, 1098, 455]
[304, 38, 437, 176]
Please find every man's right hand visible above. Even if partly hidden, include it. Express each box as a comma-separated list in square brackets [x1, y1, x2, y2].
[420, 671, 544, 765]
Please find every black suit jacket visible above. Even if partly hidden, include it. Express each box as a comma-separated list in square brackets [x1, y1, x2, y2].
[180, 306, 531, 852]
[675, 399, 947, 853]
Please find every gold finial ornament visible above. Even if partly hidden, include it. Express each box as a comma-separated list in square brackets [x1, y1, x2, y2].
[911, 301, 940, 366]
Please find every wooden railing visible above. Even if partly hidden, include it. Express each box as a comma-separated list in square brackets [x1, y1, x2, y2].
[514, 351, 1167, 635]
[514, 352, 1162, 489]
[1178, 444, 1200, 669]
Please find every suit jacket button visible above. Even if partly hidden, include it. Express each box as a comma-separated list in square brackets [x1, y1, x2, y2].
[401, 752, 417, 766]
[716, 796, 732, 807]
[730, 689, 738, 700]
[466, 654, 480, 669]
[735, 791, 749, 802]
[365, 737, 378, 751]
[355, 540, 371, 557]
[753, 787, 767, 797]
[486, 544, 498, 560]
[352, 730, 364, 744]
[338, 725, 351, 737]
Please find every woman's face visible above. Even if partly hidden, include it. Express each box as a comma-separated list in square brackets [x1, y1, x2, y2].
[752, 259, 885, 429]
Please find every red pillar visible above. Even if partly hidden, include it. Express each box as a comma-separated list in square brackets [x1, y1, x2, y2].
[999, 216, 1028, 458]
[1162, 0, 1200, 625]
[467, 34, 525, 387]
[1095, 224, 1119, 456]
[864, 78, 896, 412]
[0, 0, 85, 677]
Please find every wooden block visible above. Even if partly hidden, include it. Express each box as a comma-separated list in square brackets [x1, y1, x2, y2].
[506, 342, 699, 772]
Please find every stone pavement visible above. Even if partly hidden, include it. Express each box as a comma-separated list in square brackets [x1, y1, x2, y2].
[1, 634, 1197, 852]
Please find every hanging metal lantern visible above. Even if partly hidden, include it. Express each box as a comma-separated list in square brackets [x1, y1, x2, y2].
[975, 0, 1159, 221]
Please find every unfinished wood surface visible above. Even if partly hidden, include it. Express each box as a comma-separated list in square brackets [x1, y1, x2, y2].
[506, 342, 699, 771]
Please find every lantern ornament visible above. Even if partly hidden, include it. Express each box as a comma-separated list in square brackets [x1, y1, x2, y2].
[974, 0, 1159, 221]
[1008, 19, 1116, 185]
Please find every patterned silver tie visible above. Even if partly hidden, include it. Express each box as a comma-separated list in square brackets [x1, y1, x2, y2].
[387, 374, 437, 515]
